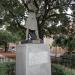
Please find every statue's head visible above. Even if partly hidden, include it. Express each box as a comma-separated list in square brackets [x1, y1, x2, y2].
[25, 0, 33, 4]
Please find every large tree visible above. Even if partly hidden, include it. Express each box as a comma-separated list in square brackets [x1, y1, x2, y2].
[0, 0, 75, 40]
[0, 30, 20, 52]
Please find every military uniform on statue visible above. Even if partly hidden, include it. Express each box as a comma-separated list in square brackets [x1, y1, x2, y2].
[21, 0, 40, 43]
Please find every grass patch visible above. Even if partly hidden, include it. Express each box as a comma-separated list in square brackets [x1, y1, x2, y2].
[0, 62, 15, 75]
[52, 64, 75, 75]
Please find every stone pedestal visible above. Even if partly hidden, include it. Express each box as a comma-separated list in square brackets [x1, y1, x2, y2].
[16, 44, 51, 75]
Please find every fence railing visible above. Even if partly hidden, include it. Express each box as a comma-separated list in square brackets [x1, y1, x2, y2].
[52, 53, 75, 69]
[0, 58, 15, 63]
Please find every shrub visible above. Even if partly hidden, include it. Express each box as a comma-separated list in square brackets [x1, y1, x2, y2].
[0, 62, 16, 75]
[60, 52, 75, 68]
[52, 64, 75, 75]
[52, 64, 65, 75]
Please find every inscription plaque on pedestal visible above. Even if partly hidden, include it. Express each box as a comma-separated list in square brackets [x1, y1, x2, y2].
[29, 52, 49, 66]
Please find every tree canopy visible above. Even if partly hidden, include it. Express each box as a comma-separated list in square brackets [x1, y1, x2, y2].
[0, 30, 21, 51]
[0, 0, 75, 40]
[53, 34, 75, 52]
[0, 30, 18, 43]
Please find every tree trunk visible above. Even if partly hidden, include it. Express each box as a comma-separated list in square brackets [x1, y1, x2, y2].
[38, 23, 45, 41]
[5, 42, 8, 52]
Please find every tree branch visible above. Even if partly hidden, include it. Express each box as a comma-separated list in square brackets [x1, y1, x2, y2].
[21, 0, 34, 12]
[34, 0, 39, 10]
[46, 13, 74, 20]
[1, 3, 26, 33]
[21, 0, 29, 10]
[40, 0, 72, 24]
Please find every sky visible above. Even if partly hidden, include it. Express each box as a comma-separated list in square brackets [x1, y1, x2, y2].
[0, 25, 6, 30]
[67, 8, 73, 14]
